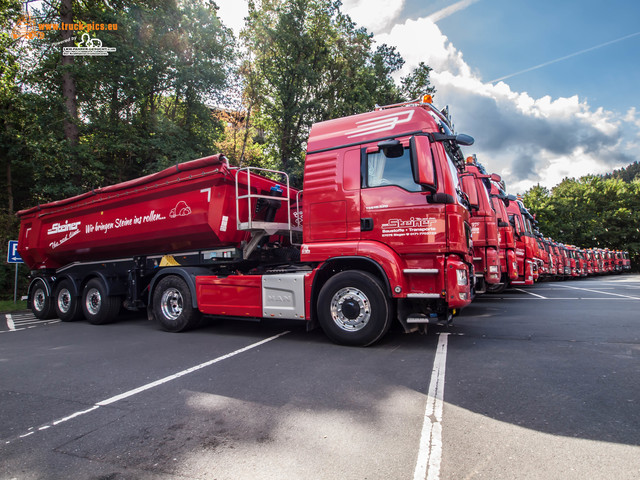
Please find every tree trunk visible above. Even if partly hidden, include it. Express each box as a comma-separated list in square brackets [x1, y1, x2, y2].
[60, 0, 79, 146]
[7, 158, 13, 214]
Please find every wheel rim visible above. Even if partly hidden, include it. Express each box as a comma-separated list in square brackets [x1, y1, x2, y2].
[85, 288, 102, 315]
[57, 288, 72, 314]
[329, 287, 371, 332]
[33, 288, 46, 312]
[160, 288, 183, 321]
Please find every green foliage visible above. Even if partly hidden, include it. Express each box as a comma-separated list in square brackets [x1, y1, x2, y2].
[523, 176, 640, 269]
[604, 161, 640, 183]
[0, 210, 29, 301]
[0, 300, 27, 313]
[400, 62, 437, 100]
[9, 0, 235, 202]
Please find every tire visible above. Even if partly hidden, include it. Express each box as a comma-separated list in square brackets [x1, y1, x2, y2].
[486, 281, 507, 294]
[81, 278, 121, 325]
[317, 270, 392, 346]
[30, 279, 56, 320]
[54, 279, 83, 322]
[152, 275, 201, 332]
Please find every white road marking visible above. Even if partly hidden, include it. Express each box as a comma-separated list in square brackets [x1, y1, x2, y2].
[4, 330, 290, 445]
[476, 297, 639, 301]
[555, 284, 640, 300]
[2, 313, 60, 333]
[513, 288, 547, 299]
[414, 332, 449, 480]
[13, 319, 57, 325]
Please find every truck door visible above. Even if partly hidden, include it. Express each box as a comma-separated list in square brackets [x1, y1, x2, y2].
[359, 138, 446, 255]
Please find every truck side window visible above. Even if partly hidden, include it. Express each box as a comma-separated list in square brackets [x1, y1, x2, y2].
[510, 214, 524, 235]
[366, 148, 421, 192]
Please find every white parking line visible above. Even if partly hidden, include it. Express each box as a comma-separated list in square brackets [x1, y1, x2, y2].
[478, 297, 639, 301]
[2, 313, 60, 333]
[555, 284, 640, 300]
[414, 332, 449, 480]
[513, 288, 547, 299]
[4, 330, 290, 445]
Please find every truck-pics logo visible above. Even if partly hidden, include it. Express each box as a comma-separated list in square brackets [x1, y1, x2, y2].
[47, 220, 81, 235]
[347, 110, 415, 138]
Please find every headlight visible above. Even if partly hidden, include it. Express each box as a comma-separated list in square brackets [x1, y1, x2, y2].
[456, 269, 468, 286]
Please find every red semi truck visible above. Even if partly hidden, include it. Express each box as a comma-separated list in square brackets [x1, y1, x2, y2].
[485, 176, 518, 293]
[17, 96, 475, 346]
[506, 199, 536, 286]
[460, 155, 500, 293]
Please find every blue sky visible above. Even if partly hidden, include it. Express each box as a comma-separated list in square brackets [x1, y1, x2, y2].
[423, 0, 640, 114]
[217, 0, 640, 193]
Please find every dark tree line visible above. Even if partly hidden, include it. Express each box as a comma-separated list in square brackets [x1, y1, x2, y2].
[523, 174, 640, 270]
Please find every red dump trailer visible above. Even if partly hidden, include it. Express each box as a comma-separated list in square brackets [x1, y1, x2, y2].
[18, 96, 476, 346]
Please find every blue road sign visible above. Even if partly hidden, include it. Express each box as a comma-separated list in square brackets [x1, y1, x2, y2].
[7, 240, 23, 263]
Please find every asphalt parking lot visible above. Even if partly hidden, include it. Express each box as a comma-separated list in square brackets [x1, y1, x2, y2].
[1, 274, 639, 480]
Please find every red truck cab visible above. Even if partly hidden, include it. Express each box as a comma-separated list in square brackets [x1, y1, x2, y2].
[485, 177, 518, 292]
[302, 96, 475, 341]
[459, 156, 500, 293]
[506, 200, 536, 286]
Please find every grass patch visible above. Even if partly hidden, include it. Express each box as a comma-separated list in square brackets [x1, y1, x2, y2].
[0, 300, 28, 313]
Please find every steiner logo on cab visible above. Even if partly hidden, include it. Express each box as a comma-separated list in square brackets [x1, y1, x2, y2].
[47, 221, 82, 235]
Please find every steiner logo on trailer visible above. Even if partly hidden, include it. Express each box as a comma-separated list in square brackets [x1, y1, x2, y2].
[47, 220, 82, 235]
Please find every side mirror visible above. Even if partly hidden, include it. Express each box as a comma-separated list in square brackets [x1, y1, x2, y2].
[461, 175, 479, 209]
[410, 136, 436, 191]
[490, 173, 501, 182]
[455, 134, 474, 146]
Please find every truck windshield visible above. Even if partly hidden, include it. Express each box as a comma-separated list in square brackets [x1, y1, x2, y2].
[366, 147, 421, 192]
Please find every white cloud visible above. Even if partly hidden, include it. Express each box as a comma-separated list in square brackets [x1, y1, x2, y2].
[374, 15, 634, 193]
[428, 0, 481, 23]
[624, 107, 640, 135]
[341, 0, 405, 34]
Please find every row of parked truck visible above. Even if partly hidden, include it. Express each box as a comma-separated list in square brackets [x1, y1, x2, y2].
[16, 96, 632, 346]
[460, 154, 631, 296]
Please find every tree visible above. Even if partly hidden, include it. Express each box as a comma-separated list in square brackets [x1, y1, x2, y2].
[400, 61, 436, 100]
[22, 0, 235, 196]
[523, 176, 640, 270]
[241, 0, 420, 183]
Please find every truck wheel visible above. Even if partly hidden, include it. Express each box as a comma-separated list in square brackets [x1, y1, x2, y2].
[82, 278, 121, 325]
[54, 280, 83, 322]
[30, 279, 56, 320]
[152, 276, 201, 332]
[486, 281, 507, 294]
[317, 270, 392, 346]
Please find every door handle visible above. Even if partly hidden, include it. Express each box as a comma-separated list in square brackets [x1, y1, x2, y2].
[361, 218, 374, 231]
